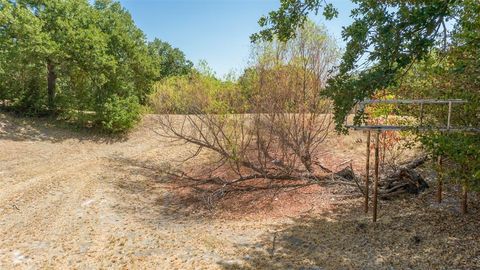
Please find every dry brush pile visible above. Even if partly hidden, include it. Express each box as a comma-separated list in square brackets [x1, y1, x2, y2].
[151, 22, 429, 207]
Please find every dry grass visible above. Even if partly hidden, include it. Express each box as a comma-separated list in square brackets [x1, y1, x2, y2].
[0, 113, 478, 269]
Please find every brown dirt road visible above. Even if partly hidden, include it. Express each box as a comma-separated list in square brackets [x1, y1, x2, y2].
[0, 114, 281, 269]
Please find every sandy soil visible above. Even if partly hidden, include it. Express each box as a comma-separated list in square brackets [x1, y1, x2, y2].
[0, 113, 478, 269]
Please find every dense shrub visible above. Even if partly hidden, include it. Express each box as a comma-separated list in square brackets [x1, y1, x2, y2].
[150, 71, 244, 114]
[99, 95, 142, 133]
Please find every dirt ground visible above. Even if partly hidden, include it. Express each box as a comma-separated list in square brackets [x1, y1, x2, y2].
[0, 113, 478, 269]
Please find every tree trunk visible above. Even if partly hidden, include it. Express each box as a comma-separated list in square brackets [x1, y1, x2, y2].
[47, 60, 57, 111]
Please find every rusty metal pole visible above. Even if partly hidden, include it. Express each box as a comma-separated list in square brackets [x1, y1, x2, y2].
[419, 103, 424, 126]
[447, 101, 452, 130]
[365, 130, 371, 213]
[437, 156, 443, 204]
[462, 185, 468, 214]
[373, 130, 380, 222]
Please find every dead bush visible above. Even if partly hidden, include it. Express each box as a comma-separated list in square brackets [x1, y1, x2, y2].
[152, 22, 350, 205]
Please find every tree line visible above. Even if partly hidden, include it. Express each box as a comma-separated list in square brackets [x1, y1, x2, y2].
[0, 0, 192, 132]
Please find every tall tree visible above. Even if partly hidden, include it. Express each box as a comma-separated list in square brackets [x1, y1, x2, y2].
[148, 38, 193, 80]
[0, 0, 156, 132]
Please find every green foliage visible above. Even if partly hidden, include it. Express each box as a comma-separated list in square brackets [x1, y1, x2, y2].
[99, 95, 141, 133]
[406, 5, 479, 190]
[328, 0, 461, 132]
[367, 93, 396, 119]
[196, 59, 217, 78]
[250, 0, 337, 42]
[0, 0, 160, 132]
[150, 70, 243, 114]
[237, 67, 259, 104]
[386, 1, 480, 190]
[422, 132, 480, 191]
[148, 38, 193, 80]
[254, 0, 465, 131]
[92, 0, 157, 105]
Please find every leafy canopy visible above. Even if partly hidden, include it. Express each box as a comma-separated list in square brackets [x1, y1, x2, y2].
[254, 0, 462, 131]
[148, 38, 193, 80]
[0, 0, 192, 132]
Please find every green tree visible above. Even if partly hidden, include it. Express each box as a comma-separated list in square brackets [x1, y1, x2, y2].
[148, 38, 193, 80]
[0, 0, 157, 132]
[93, 0, 157, 105]
[0, 0, 51, 112]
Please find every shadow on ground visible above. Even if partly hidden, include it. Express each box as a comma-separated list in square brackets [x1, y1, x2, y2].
[107, 153, 480, 270]
[219, 194, 480, 270]
[107, 155, 211, 224]
[108, 155, 341, 223]
[0, 112, 126, 143]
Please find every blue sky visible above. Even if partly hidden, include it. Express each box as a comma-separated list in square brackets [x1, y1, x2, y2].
[118, 0, 357, 78]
